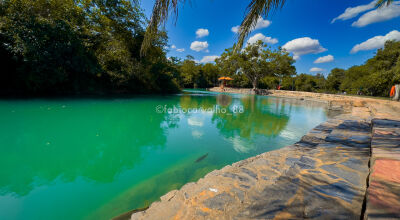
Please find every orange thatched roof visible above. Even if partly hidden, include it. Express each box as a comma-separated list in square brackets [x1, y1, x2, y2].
[218, 77, 233, 81]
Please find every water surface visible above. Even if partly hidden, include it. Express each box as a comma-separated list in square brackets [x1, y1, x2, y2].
[0, 91, 331, 219]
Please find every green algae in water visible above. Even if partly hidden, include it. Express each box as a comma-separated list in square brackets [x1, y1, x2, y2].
[0, 91, 329, 220]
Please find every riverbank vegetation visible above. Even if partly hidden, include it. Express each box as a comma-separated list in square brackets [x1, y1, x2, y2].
[176, 40, 400, 98]
[0, 1, 398, 97]
[0, 0, 180, 96]
[276, 40, 400, 97]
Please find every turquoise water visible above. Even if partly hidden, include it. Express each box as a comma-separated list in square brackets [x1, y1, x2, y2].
[0, 91, 329, 220]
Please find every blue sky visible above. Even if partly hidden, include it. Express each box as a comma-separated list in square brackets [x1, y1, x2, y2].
[140, 0, 400, 75]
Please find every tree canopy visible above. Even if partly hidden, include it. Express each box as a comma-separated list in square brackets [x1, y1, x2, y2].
[0, 0, 180, 96]
[271, 40, 400, 96]
[216, 41, 296, 89]
[0, 0, 398, 98]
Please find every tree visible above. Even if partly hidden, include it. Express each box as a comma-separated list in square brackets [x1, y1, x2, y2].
[201, 63, 220, 87]
[0, 0, 180, 95]
[216, 41, 295, 89]
[334, 41, 400, 96]
[180, 56, 200, 88]
[293, 73, 326, 92]
[141, 0, 393, 54]
[269, 46, 296, 86]
[326, 68, 345, 92]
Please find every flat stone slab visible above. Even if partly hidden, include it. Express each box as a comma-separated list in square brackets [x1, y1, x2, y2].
[326, 129, 371, 148]
[324, 120, 372, 148]
[366, 159, 400, 219]
[372, 119, 400, 128]
[366, 118, 400, 219]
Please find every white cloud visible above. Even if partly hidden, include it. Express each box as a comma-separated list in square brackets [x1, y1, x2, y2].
[331, 0, 377, 23]
[352, 2, 400, 27]
[191, 130, 203, 139]
[247, 33, 278, 45]
[171, 44, 176, 49]
[188, 117, 204, 127]
[310, 67, 324, 72]
[196, 29, 209, 38]
[200, 55, 220, 63]
[231, 136, 253, 153]
[351, 30, 400, 53]
[254, 17, 271, 30]
[282, 37, 327, 60]
[176, 48, 185, 52]
[190, 41, 209, 52]
[231, 17, 271, 33]
[314, 55, 334, 63]
[231, 25, 240, 33]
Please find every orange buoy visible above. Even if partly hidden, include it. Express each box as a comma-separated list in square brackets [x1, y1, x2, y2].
[390, 86, 396, 97]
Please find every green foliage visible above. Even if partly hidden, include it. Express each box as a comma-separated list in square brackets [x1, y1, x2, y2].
[1, 0, 398, 97]
[179, 57, 220, 89]
[293, 73, 325, 92]
[201, 63, 220, 87]
[326, 68, 345, 92]
[216, 41, 296, 89]
[336, 41, 400, 96]
[0, 0, 179, 95]
[180, 58, 199, 88]
[276, 40, 400, 97]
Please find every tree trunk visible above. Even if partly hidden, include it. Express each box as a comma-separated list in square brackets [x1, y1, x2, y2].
[252, 78, 258, 90]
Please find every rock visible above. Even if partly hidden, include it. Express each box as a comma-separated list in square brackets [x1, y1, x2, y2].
[326, 129, 371, 148]
[160, 190, 178, 202]
[203, 192, 235, 211]
[337, 120, 371, 132]
[222, 172, 251, 183]
[302, 188, 358, 219]
[353, 100, 365, 107]
[313, 181, 358, 203]
[373, 119, 400, 128]
[241, 177, 300, 219]
[240, 168, 258, 180]
[321, 164, 362, 186]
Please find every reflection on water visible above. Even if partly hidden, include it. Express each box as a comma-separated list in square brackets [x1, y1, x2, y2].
[216, 94, 232, 107]
[0, 91, 330, 220]
[213, 95, 289, 140]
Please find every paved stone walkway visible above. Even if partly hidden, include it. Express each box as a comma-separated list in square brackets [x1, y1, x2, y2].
[129, 96, 400, 220]
[365, 119, 400, 219]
